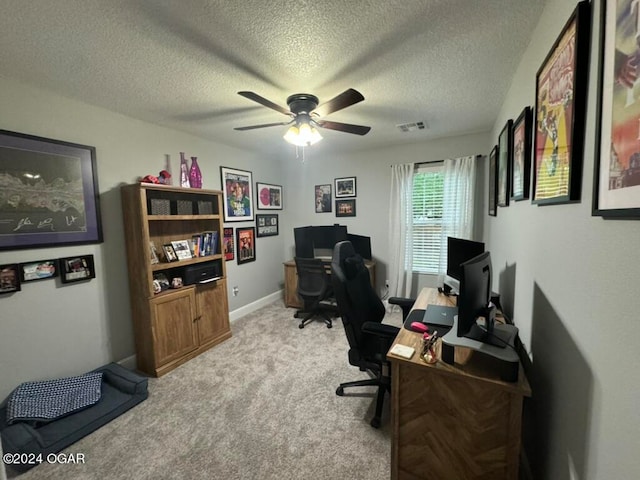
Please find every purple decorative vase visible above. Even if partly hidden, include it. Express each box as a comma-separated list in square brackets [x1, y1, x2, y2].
[189, 157, 202, 189]
[180, 152, 190, 188]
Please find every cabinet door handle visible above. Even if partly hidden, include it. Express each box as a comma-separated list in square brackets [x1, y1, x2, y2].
[194, 315, 202, 322]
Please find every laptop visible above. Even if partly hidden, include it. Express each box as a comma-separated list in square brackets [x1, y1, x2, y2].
[423, 304, 458, 329]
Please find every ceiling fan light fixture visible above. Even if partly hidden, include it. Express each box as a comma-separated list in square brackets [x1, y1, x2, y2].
[283, 120, 322, 147]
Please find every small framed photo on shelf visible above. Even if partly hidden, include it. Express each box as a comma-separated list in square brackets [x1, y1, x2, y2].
[256, 182, 283, 210]
[0, 264, 21, 294]
[162, 244, 178, 262]
[256, 214, 279, 237]
[336, 199, 356, 217]
[19, 259, 58, 282]
[315, 184, 332, 213]
[335, 176, 357, 198]
[236, 227, 256, 265]
[171, 240, 193, 260]
[59, 255, 95, 284]
[149, 241, 160, 265]
[223, 228, 234, 261]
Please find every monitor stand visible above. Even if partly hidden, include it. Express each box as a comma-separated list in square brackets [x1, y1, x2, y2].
[441, 315, 520, 382]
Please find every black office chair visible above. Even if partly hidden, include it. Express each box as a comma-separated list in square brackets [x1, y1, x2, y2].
[331, 241, 415, 428]
[294, 257, 336, 329]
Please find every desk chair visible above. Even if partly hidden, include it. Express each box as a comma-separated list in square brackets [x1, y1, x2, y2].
[294, 257, 336, 329]
[331, 241, 415, 428]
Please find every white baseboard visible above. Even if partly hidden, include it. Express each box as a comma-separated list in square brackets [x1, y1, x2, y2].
[118, 355, 137, 371]
[229, 290, 283, 322]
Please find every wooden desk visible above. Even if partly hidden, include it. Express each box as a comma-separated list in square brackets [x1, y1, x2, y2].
[283, 259, 376, 308]
[388, 288, 531, 480]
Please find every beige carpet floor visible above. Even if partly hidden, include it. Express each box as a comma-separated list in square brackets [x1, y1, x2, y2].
[9, 300, 402, 480]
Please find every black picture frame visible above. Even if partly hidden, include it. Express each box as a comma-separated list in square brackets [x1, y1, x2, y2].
[256, 182, 283, 210]
[0, 263, 21, 293]
[162, 244, 178, 262]
[223, 227, 234, 261]
[19, 259, 59, 282]
[593, 0, 640, 218]
[221, 166, 254, 222]
[0, 130, 103, 251]
[532, 1, 591, 205]
[59, 255, 95, 284]
[488, 145, 498, 216]
[336, 199, 356, 217]
[236, 227, 256, 264]
[256, 214, 279, 237]
[335, 176, 357, 198]
[315, 184, 332, 213]
[511, 106, 533, 201]
[498, 120, 513, 207]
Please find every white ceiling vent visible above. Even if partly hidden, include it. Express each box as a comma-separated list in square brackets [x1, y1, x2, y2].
[396, 121, 428, 133]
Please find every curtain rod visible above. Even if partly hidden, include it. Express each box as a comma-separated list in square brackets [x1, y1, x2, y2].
[389, 159, 444, 167]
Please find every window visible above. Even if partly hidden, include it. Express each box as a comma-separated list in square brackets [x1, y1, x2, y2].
[411, 163, 444, 274]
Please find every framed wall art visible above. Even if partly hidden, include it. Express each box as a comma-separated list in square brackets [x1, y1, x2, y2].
[511, 106, 533, 201]
[315, 184, 332, 213]
[0, 264, 21, 293]
[59, 255, 95, 284]
[593, 0, 640, 218]
[498, 120, 513, 207]
[532, 1, 591, 205]
[335, 176, 357, 197]
[256, 182, 283, 210]
[223, 228, 234, 261]
[0, 130, 103, 251]
[336, 199, 356, 217]
[221, 166, 254, 222]
[236, 227, 256, 264]
[488, 145, 498, 216]
[19, 259, 58, 282]
[256, 214, 279, 237]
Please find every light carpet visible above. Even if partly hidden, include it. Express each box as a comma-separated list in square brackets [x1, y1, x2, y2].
[10, 300, 403, 479]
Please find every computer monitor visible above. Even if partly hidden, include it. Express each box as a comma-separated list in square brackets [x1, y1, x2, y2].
[445, 236, 485, 293]
[347, 233, 372, 260]
[294, 225, 349, 259]
[456, 251, 506, 348]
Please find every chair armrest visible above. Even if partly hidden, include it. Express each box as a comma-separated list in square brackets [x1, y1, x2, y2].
[388, 297, 416, 321]
[362, 321, 400, 339]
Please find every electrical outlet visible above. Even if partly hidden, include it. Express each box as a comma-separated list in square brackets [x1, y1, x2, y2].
[232, 286, 239, 296]
[385, 279, 390, 288]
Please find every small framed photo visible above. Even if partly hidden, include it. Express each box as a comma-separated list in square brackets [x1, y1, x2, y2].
[0, 264, 21, 293]
[162, 244, 178, 262]
[336, 199, 356, 217]
[335, 177, 357, 197]
[236, 227, 256, 265]
[256, 182, 283, 210]
[171, 240, 193, 260]
[315, 184, 332, 213]
[59, 255, 95, 284]
[19, 259, 59, 282]
[488, 145, 498, 217]
[149, 241, 160, 265]
[256, 214, 279, 237]
[223, 228, 234, 261]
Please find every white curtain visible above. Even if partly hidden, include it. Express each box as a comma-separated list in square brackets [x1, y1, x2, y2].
[437, 155, 477, 282]
[388, 163, 414, 298]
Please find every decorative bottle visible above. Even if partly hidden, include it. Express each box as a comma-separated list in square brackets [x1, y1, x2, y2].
[189, 156, 202, 189]
[179, 152, 190, 188]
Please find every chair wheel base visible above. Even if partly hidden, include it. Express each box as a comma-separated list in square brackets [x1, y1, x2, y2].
[327, 323, 332, 329]
[336, 386, 344, 396]
[299, 323, 305, 329]
[370, 417, 381, 428]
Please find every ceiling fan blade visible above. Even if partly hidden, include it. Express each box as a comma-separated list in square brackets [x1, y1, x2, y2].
[316, 120, 371, 136]
[234, 121, 291, 131]
[314, 89, 365, 117]
[237, 91, 291, 115]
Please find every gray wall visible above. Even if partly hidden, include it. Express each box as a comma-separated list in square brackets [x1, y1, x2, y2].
[486, 0, 640, 478]
[0, 77, 286, 399]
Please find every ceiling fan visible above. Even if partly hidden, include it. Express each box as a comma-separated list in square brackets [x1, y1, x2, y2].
[234, 88, 371, 146]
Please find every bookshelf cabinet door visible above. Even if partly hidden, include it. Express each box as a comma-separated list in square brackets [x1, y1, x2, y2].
[196, 280, 230, 345]
[150, 288, 198, 366]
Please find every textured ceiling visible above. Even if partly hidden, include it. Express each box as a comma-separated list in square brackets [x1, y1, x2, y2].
[0, 0, 545, 157]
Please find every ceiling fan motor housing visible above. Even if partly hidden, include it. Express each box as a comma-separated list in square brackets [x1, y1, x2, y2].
[286, 94, 319, 115]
